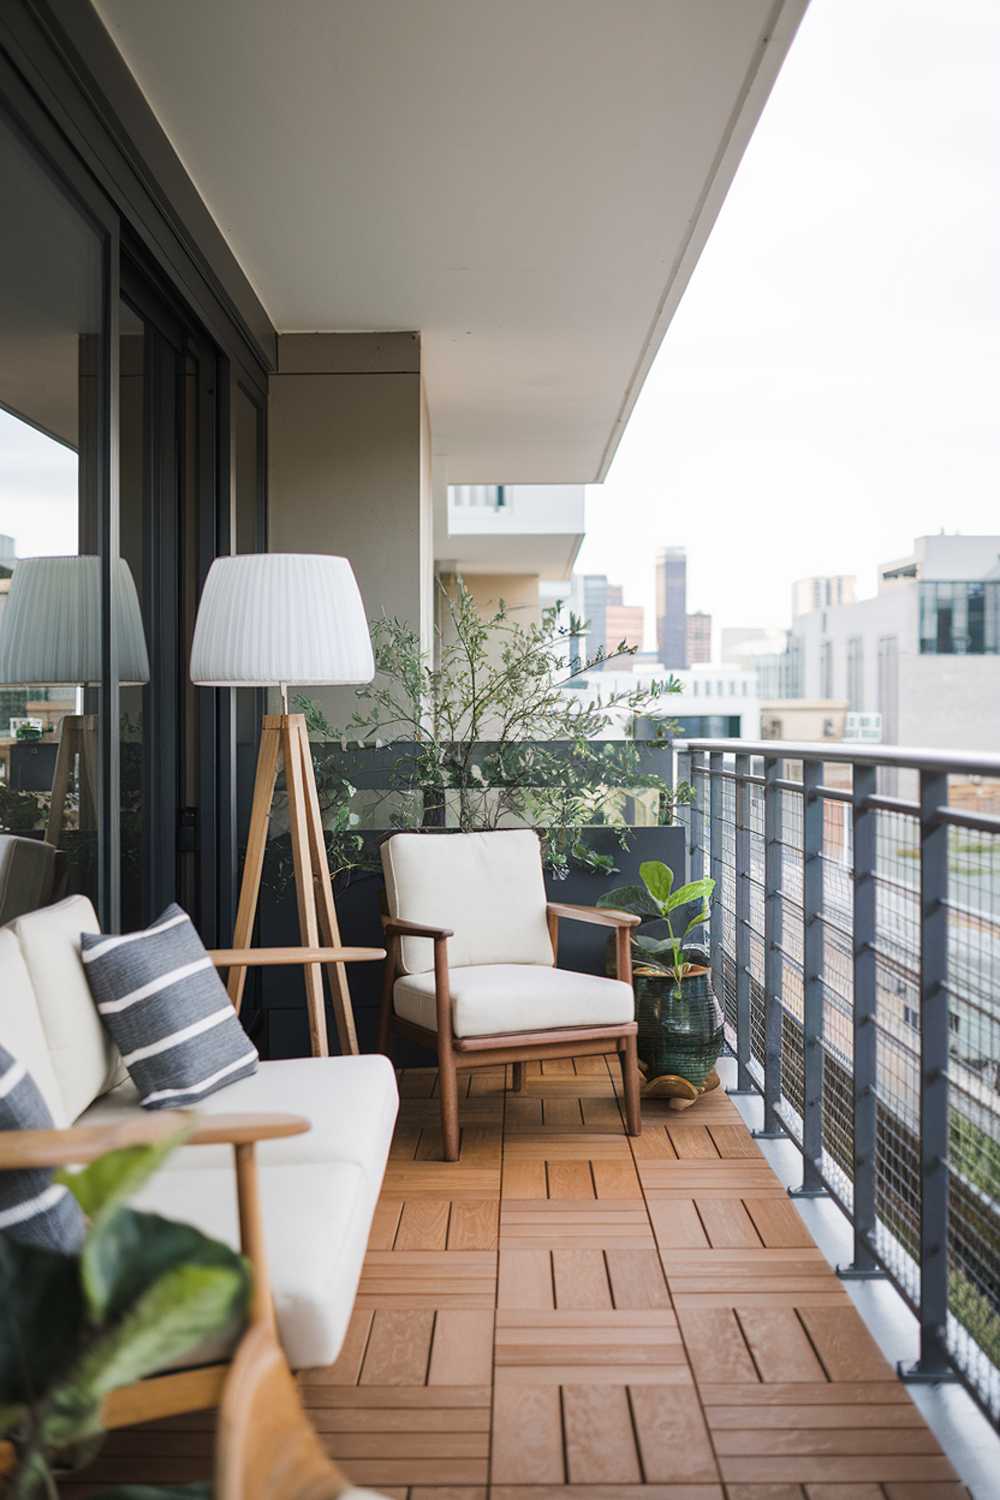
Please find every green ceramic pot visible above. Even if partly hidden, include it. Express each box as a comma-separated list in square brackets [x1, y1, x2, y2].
[633, 955, 723, 1089]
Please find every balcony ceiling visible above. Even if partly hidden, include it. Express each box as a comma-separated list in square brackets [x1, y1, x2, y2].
[94, 0, 806, 483]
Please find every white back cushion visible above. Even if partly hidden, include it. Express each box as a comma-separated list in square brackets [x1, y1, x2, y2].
[11, 895, 125, 1121]
[0, 925, 68, 1125]
[381, 830, 553, 974]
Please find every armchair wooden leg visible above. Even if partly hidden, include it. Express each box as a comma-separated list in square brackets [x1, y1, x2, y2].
[438, 1046, 461, 1162]
[621, 1033, 641, 1137]
[511, 1061, 525, 1093]
[377, 940, 397, 1059]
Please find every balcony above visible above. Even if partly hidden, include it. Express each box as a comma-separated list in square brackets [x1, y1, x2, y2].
[91, 0, 807, 483]
[439, 484, 585, 579]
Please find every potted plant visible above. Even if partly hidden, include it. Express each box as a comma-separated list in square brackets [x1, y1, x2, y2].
[597, 860, 724, 1109]
[1, 1129, 249, 1498]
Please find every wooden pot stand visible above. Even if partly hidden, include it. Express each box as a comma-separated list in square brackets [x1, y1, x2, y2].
[639, 1060, 722, 1111]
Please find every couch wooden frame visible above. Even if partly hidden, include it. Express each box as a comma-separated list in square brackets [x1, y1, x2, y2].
[377, 877, 642, 1160]
[0, 943, 385, 1487]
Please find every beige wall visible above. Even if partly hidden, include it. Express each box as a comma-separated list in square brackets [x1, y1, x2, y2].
[268, 332, 432, 724]
[436, 571, 541, 640]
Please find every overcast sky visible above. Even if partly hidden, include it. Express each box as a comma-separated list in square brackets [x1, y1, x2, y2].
[576, 0, 1000, 653]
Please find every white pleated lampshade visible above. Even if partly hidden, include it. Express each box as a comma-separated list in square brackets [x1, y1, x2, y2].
[0, 555, 149, 686]
[189, 553, 374, 687]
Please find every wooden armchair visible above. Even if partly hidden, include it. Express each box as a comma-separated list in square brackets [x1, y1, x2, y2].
[378, 829, 641, 1159]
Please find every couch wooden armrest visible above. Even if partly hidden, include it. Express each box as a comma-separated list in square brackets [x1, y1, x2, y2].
[209, 946, 385, 968]
[546, 901, 641, 929]
[0, 1111, 309, 1171]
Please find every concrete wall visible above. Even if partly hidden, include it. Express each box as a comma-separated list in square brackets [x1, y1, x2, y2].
[268, 332, 432, 723]
[898, 656, 1000, 753]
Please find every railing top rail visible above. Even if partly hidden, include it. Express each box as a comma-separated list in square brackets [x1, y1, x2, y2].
[671, 737, 1000, 778]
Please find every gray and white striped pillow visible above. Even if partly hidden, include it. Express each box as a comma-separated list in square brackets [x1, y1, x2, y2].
[0, 1044, 86, 1251]
[81, 904, 258, 1110]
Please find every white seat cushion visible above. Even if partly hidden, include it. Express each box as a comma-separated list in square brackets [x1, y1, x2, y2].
[394, 963, 634, 1039]
[0, 926, 67, 1124]
[79, 1054, 398, 1181]
[381, 829, 554, 973]
[10, 895, 125, 1119]
[130, 1159, 368, 1369]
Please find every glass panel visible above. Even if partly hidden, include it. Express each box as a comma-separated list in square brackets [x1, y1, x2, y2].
[0, 111, 108, 914]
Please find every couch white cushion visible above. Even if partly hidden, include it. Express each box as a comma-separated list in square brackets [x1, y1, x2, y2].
[394, 962, 634, 1038]
[10, 895, 125, 1120]
[381, 829, 554, 974]
[130, 1159, 369, 1369]
[78, 1054, 399, 1183]
[0, 926, 67, 1124]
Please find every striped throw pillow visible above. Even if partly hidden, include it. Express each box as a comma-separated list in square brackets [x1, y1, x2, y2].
[0, 1044, 86, 1250]
[81, 904, 258, 1110]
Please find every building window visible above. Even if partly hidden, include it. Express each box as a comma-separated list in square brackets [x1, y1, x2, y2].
[846, 636, 864, 711]
[820, 640, 833, 700]
[919, 580, 999, 654]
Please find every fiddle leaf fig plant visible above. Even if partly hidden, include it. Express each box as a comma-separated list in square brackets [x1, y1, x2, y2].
[0, 1132, 250, 1499]
[598, 859, 715, 997]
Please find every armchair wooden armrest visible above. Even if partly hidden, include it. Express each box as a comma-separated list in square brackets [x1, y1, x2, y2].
[0, 1112, 309, 1171]
[382, 916, 454, 941]
[209, 946, 385, 967]
[546, 901, 641, 929]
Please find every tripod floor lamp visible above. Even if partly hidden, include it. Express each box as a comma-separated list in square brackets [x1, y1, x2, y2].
[190, 553, 376, 1058]
[0, 555, 149, 843]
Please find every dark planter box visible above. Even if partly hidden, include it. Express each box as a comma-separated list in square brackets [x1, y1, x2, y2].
[254, 823, 687, 1061]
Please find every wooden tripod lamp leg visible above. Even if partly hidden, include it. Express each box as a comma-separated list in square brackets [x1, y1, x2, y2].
[46, 715, 79, 845]
[228, 719, 282, 1013]
[281, 716, 329, 1059]
[295, 717, 359, 1056]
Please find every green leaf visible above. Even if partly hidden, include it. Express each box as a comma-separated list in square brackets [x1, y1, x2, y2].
[0, 1234, 85, 1407]
[0, 1401, 28, 1438]
[665, 877, 715, 912]
[683, 911, 711, 939]
[596, 883, 659, 920]
[82, 1206, 249, 1328]
[639, 861, 674, 907]
[59, 1127, 192, 1224]
[632, 934, 675, 961]
[43, 1260, 249, 1447]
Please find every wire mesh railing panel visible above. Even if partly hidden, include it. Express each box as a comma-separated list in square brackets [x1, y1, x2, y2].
[870, 808, 923, 1307]
[944, 811, 1000, 1423]
[689, 740, 1000, 1426]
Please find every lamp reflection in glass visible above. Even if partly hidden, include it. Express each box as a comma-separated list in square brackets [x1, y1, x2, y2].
[0, 555, 149, 841]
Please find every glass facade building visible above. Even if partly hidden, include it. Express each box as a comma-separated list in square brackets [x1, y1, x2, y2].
[919, 580, 1000, 655]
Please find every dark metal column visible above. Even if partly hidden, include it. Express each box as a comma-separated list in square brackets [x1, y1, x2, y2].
[709, 751, 724, 1004]
[838, 763, 883, 1278]
[756, 755, 786, 1137]
[731, 751, 754, 1094]
[791, 759, 828, 1195]
[901, 769, 954, 1381]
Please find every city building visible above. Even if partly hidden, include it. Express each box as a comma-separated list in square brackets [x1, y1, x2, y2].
[686, 609, 711, 664]
[605, 601, 644, 664]
[792, 572, 856, 618]
[655, 545, 687, 668]
[791, 534, 1000, 751]
[720, 624, 772, 661]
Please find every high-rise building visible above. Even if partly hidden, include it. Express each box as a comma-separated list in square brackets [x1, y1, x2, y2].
[605, 603, 645, 667]
[792, 574, 856, 619]
[686, 610, 711, 664]
[582, 574, 609, 668]
[656, 546, 687, 668]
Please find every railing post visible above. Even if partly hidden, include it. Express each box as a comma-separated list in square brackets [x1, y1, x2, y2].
[791, 759, 828, 1195]
[838, 763, 883, 1278]
[730, 751, 754, 1095]
[901, 769, 954, 1382]
[755, 756, 786, 1137]
[690, 750, 706, 886]
[709, 751, 723, 1002]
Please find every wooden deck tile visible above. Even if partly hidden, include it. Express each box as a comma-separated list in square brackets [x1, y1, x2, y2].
[71, 1063, 961, 1496]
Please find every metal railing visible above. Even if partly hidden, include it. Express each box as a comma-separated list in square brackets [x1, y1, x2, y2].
[672, 737, 1000, 1425]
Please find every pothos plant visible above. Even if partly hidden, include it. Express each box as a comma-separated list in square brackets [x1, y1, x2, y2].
[0, 1129, 249, 1499]
[597, 859, 716, 998]
[294, 579, 691, 881]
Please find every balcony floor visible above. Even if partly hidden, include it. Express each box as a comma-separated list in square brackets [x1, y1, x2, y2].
[71, 1060, 970, 1498]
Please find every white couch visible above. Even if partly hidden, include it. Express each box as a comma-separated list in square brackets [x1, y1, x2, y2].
[0, 892, 398, 1371]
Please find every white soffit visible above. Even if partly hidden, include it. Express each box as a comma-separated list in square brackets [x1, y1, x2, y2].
[94, 0, 807, 484]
